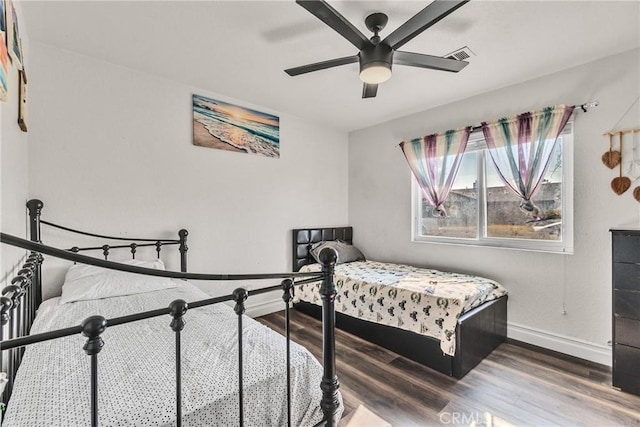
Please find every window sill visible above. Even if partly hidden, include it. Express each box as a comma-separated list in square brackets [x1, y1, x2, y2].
[411, 235, 574, 255]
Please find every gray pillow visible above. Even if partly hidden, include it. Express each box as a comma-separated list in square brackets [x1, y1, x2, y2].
[310, 240, 365, 264]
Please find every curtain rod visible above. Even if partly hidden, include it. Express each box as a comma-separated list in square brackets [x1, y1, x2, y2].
[465, 101, 599, 133]
[399, 101, 599, 146]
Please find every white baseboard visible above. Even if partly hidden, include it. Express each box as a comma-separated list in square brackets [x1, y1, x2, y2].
[245, 298, 283, 318]
[243, 301, 613, 366]
[507, 321, 612, 366]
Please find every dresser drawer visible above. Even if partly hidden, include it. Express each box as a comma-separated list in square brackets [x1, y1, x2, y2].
[611, 230, 640, 397]
[615, 317, 640, 347]
[613, 263, 640, 291]
[613, 369, 640, 395]
[614, 344, 640, 375]
[615, 290, 640, 320]
[613, 233, 640, 264]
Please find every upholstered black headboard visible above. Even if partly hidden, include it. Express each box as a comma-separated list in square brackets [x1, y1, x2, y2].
[292, 227, 353, 272]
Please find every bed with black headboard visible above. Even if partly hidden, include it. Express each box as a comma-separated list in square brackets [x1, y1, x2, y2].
[292, 226, 508, 379]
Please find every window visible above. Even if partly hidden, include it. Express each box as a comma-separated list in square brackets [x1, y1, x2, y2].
[412, 121, 573, 253]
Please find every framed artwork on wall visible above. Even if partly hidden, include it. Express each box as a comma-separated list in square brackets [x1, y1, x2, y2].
[18, 68, 26, 131]
[6, 0, 22, 70]
[0, 35, 8, 101]
[0, 0, 4, 34]
[192, 94, 280, 158]
[0, 0, 8, 101]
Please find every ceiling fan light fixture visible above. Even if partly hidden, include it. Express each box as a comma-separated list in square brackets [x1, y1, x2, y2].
[358, 43, 393, 84]
[359, 62, 392, 84]
[287, 0, 471, 98]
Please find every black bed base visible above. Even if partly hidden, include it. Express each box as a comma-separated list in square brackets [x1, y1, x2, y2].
[295, 296, 507, 378]
[292, 226, 508, 379]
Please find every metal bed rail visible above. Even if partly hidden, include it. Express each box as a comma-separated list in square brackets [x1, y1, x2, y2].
[0, 233, 341, 427]
[0, 251, 41, 404]
[30, 199, 190, 275]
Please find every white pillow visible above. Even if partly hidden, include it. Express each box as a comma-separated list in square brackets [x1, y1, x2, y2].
[60, 259, 178, 304]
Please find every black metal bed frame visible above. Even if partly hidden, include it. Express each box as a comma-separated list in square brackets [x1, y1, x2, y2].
[0, 200, 342, 426]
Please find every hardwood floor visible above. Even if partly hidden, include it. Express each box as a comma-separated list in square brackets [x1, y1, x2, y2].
[257, 309, 640, 427]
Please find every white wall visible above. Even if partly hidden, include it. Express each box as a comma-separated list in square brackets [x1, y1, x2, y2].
[349, 49, 640, 365]
[22, 35, 640, 365]
[1, 2, 29, 289]
[28, 42, 349, 313]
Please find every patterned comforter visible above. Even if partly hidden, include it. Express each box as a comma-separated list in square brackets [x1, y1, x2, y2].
[294, 261, 507, 356]
[4, 281, 333, 426]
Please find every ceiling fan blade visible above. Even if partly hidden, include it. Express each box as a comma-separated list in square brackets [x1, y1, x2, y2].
[382, 0, 470, 50]
[394, 51, 468, 72]
[296, 0, 370, 50]
[285, 55, 359, 76]
[362, 83, 378, 98]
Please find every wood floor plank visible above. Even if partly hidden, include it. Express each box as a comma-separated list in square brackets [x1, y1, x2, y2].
[257, 309, 640, 426]
[502, 340, 603, 379]
[489, 345, 640, 414]
[277, 323, 448, 419]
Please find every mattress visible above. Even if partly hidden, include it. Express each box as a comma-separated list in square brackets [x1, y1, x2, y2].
[4, 280, 334, 426]
[294, 261, 507, 356]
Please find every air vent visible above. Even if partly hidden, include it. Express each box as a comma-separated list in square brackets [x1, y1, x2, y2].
[445, 46, 475, 61]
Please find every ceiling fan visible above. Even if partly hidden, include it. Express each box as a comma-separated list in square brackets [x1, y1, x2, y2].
[285, 0, 470, 99]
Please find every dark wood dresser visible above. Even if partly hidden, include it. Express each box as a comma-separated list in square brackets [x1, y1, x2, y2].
[611, 228, 640, 396]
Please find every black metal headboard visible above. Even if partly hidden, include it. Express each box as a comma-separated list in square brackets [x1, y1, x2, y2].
[292, 227, 352, 272]
[25, 199, 189, 307]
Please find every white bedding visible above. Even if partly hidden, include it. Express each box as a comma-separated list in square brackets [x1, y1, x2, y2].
[4, 280, 334, 426]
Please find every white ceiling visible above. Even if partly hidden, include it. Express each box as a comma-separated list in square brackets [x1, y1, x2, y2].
[23, 0, 640, 132]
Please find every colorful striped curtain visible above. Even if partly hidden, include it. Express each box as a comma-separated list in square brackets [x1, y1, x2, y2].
[481, 105, 574, 215]
[400, 128, 471, 217]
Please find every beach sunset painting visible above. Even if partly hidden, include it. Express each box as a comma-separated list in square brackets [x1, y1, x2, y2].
[193, 94, 280, 158]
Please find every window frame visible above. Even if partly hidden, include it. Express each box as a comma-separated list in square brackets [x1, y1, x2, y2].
[411, 120, 574, 254]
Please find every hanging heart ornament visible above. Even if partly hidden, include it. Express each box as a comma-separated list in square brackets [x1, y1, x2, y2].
[609, 134, 631, 196]
[633, 187, 640, 202]
[611, 133, 631, 195]
[602, 134, 621, 169]
[602, 151, 621, 169]
[612, 176, 631, 195]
